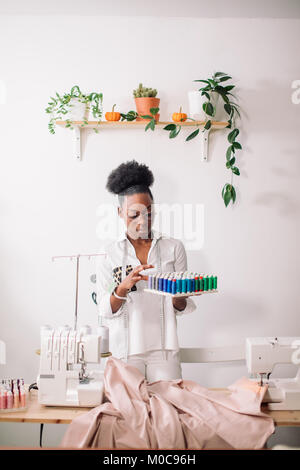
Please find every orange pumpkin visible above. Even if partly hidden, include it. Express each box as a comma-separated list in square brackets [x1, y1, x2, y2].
[172, 106, 187, 122]
[105, 104, 121, 121]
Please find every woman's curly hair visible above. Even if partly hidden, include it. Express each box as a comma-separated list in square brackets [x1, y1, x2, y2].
[106, 160, 154, 201]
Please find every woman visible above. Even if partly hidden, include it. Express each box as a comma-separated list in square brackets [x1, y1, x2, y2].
[96, 160, 196, 382]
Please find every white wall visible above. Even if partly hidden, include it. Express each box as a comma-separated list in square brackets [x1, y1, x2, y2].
[0, 14, 299, 447]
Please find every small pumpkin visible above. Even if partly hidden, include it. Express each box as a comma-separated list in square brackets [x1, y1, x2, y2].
[105, 104, 121, 121]
[172, 106, 187, 122]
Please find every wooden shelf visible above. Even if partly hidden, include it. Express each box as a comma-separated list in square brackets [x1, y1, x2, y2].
[55, 120, 229, 161]
[56, 120, 229, 129]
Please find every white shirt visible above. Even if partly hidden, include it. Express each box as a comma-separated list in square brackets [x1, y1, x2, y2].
[95, 228, 196, 359]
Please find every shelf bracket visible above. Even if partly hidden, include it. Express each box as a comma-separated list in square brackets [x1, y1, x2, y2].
[73, 126, 81, 161]
[201, 128, 210, 162]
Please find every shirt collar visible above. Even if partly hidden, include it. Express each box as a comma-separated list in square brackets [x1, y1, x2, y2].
[117, 227, 163, 243]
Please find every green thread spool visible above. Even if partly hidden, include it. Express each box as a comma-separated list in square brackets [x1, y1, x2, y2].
[200, 276, 204, 291]
[208, 275, 213, 290]
[203, 276, 208, 291]
[213, 276, 217, 289]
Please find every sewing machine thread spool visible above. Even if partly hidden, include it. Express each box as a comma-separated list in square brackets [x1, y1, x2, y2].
[145, 271, 218, 296]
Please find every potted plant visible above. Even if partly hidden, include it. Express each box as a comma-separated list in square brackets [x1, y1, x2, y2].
[45, 85, 103, 134]
[165, 72, 242, 207]
[188, 89, 219, 120]
[133, 83, 160, 121]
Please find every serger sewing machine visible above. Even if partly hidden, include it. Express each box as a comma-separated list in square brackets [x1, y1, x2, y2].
[246, 337, 300, 410]
[37, 325, 105, 407]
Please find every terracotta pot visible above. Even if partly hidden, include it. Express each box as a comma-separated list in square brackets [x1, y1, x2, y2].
[134, 97, 160, 121]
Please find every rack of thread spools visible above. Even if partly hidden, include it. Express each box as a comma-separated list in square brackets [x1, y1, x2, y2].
[144, 272, 218, 297]
[0, 378, 27, 412]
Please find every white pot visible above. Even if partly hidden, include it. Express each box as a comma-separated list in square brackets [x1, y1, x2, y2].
[188, 90, 220, 120]
[64, 97, 90, 121]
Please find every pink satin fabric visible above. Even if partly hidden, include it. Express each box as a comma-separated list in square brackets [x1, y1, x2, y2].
[60, 356, 275, 449]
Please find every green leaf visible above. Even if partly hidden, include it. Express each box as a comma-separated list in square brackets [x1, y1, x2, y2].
[219, 76, 232, 82]
[201, 91, 210, 100]
[186, 128, 200, 141]
[232, 167, 240, 175]
[226, 146, 233, 161]
[163, 124, 176, 131]
[229, 101, 240, 107]
[220, 94, 230, 104]
[145, 120, 153, 131]
[228, 128, 239, 143]
[233, 107, 241, 118]
[224, 188, 232, 207]
[141, 115, 153, 120]
[207, 79, 218, 87]
[232, 141, 242, 149]
[150, 107, 159, 115]
[224, 104, 232, 115]
[169, 126, 181, 138]
[214, 72, 228, 77]
[214, 85, 226, 94]
[222, 183, 229, 199]
[203, 102, 214, 116]
[224, 85, 235, 91]
[229, 157, 236, 165]
[204, 120, 211, 130]
[231, 186, 236, 203]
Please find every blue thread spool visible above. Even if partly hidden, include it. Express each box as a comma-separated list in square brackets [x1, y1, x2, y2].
[158, 275, 163, 291]
[167, 277, 172, 293]
[176, 276, 182, 293]
[190, 274, 194, 292]
[182, 275, 187, 293]
[166, 275, 171, 292]
[187, 274, 192, 293]
[172, 278, 176, 294]
[163, 275, 168, 292]
[156, 274, 160, 290]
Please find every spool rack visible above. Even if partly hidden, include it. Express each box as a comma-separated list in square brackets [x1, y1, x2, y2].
[143, 288, 218, 298]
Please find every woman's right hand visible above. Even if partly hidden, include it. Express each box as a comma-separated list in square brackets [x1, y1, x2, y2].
[118, 264, 154, 292]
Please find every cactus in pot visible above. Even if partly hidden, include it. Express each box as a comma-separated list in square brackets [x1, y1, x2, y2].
[133, 83, 160, 121]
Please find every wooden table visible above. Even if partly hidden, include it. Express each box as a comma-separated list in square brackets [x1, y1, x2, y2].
[0, 387, 299, 427]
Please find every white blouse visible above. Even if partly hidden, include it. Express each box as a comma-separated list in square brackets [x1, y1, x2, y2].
[95, 228, 196, 360]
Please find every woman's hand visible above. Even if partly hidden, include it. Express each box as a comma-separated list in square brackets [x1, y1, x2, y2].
[172, 296, 188, 312]
[118, 264, 154, 293]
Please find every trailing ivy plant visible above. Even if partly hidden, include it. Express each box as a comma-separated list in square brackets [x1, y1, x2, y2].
[164, 72, 242, 207]
[120, 107, 159, 132]
[45, 85, 103, 134]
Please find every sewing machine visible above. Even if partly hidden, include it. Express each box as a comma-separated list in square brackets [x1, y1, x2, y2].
[246, 337, 300, 410]
[37, 325, 105, 407]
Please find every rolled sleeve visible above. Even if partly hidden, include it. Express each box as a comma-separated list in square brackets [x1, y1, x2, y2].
[173, 240, 197, 316]
[96, 252, 125, 319]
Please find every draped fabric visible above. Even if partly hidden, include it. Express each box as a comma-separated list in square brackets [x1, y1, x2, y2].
[61, 356, 275, 450]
